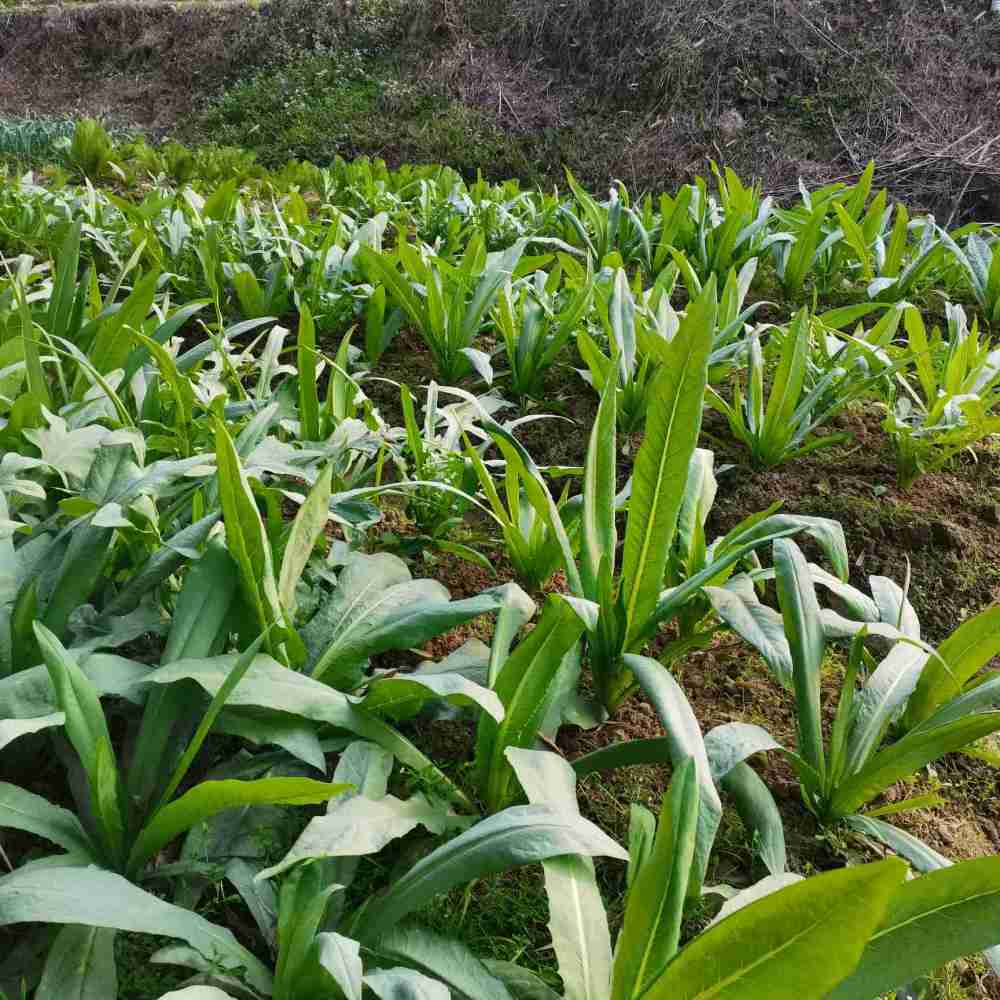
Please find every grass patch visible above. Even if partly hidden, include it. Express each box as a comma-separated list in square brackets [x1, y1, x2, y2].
[115, 933, 189, 1000]
[185, 52, 545, 181]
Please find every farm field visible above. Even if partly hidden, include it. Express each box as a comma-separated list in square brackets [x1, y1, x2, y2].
[0, 2, 999, 996]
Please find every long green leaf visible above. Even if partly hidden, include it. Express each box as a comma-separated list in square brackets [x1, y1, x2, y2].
[348, 805, 627, 943]
[0, 781, 93, 857]
[33, 623, 126, 869]
[477, 595, 591, 812]
[0, 866, 273, 993]
[103, 512, 221, 619]
[612, 759, 698, 1000]
[279, 464, 332, 616]
[297, 303, 321, 440]
[130, 777, 350, 873]
[508, 749, 613, 1000]
[150, 634, 269, 822]
[35, 924, 117, 1000]
[720, 762, 786, 876]
[829, 712, 1000, 818]
[625, 655, 722, 899]
[580, 375, 618, 599]
[366, 926, 513, 1000]
[621, 279, 716, 645]
[15, 280, 50, 410]
[773, 539, 826, 784]
[78, 268, 159, 392]
[642, 858, 905, 999]
[904, 603, 1000, 729]
[128, 539, 241, 813]
[40, 523, 113, 641]
[760, 310, 809, 451]
[213, 415, 286, 661]
[146, 654, 471, 807]
[828, 856, 1000, 999]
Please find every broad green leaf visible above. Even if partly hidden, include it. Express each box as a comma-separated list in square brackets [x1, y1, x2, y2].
[868, 575, 919, 638]
[723, 514, 849, 583]
[225, 857, 280, 953]
[47, 219, 83, 343]
[626, 804, 657, 889]
[481, 420, 583, 597]
[704, 585, 792, 687]
[828, 856, 1000, 999]
[130, 777, 350, 873]
[507, 748, 613, 1000]
[349, 805, 627, 942]
[358, 247, 428, 340]
[79, 268, 159, 390]
[257, 792, 458, 881]
[608, 268, 637, 381]
[843, 641, 926, 775]
[643, 858, 905, 998]
[368, 926, 513, 1000]
[0, 712, 66, 751]
[214, 707, 324, 771]
[147, 634, 270, 835]
[103, 512, 221, 619]
[23, 408, 110, 487]
[621, 279, 716, 645]
[39, 521, 114, 641]
[15, 281, 51, 410]
[702, 721, 782, 784]
[912, 673, 1000, 732]
[35, 925, 116, 1000]
[761, 310, 809, 443]
[483, 961, 561, 1000]
[276, 857, 343, 998]
[302, 551, 522, 689]
[314, 932, 363, 1000]
[0, 866, 273, 993]
[486, 586, 536, 687]
[356, 671, 503, 723]
[0, 781, 93, 857]
[845, 814, 951, 871]
[129, 539, 240, 813]
[161, 538, 241, 663]
[672, 449, 715, 581]
[131, 330, 195, 451]
[719, 762, 786, 876]
[365, 968, 450, 1000]
[145, 654, 470, 807]
[0, 653, 146, 726]
[477, 595, 591, 812]
[34, 623, 126, 869]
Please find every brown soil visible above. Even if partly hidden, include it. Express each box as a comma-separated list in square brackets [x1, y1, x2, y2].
[0, 0, 352, 131]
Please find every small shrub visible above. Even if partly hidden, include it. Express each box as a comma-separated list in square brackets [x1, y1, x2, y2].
[66, 117, 113, 180]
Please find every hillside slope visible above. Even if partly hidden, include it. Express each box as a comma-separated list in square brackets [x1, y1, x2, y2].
[2, 0, 999, 214]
